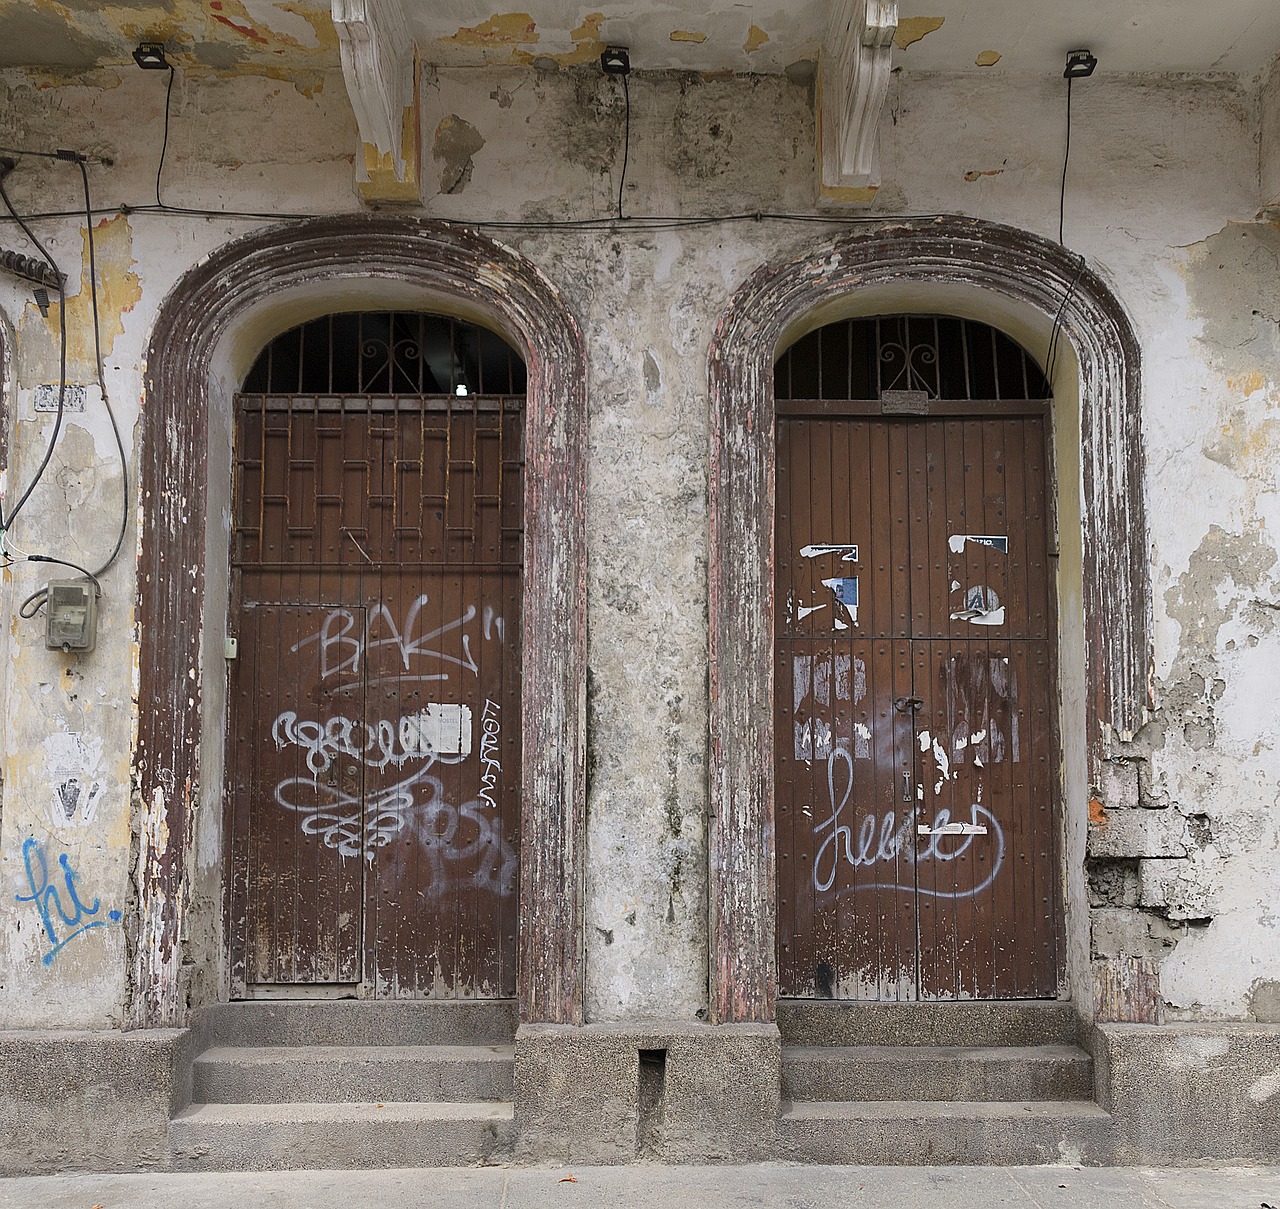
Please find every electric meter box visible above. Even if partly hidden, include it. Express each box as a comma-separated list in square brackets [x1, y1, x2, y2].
[45, 579, 98, 653]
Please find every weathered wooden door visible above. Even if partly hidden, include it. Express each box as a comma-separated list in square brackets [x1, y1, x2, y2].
[227, 315, 524, 997]
[775, 410, 1061, 1000]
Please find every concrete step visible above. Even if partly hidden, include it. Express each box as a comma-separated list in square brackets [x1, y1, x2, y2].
[169, 1101, 514, 1171]
[777, 1000, 1080, 1048]
[198, 999, 518, 1048]
[782, 1044, 1094, 1102]
[779, 1099, 1114, 1165]
[192, 1044, 515, 1104]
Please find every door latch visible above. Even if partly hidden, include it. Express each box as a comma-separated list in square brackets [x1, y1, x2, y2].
[894, 696, 924, 713]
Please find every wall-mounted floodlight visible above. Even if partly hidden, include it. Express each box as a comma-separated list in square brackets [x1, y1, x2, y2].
[132, 42, 170, 70]
[1063, 49, 1097, 79]
[600, 46, 631, 76]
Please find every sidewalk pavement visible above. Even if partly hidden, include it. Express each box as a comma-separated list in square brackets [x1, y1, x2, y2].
[1, 1164, 1278, 1209]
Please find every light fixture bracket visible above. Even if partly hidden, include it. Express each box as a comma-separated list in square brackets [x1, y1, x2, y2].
[133, 42, 170, 70]
[601, 46, 631, 76]
[1063, 48, 1097, 79]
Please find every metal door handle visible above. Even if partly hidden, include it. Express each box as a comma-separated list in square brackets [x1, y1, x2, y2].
[895, 696, 924, 713]
[902, 771, 911, 802]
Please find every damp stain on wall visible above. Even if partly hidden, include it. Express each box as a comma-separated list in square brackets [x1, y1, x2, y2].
[21, 215, 141, 382]
[433, 114, 486, 195]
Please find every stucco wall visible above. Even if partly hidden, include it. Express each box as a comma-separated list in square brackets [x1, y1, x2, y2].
[1262, 57, 1280, 211]
[0, 56, 1276, 1027]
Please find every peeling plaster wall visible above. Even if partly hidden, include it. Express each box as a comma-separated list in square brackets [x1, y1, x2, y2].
[0, 55, 1276, 1028]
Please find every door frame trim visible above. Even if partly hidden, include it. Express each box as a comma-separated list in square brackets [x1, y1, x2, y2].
[131, 216, 587, 1027]
[706, 216, 1149, 1024]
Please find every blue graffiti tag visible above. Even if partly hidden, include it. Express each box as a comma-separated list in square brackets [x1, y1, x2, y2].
[14, 837, 120, 966]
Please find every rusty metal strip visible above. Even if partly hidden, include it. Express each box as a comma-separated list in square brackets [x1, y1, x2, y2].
[136, 215, 587, 1027]
[707, 215, 1149, 1024]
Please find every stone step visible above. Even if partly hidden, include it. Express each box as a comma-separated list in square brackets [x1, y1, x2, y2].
[169, 1101, 514, 1171]
[198, 999, 518, 1048]
[779, 1099, 1113, 1165]
[777, 1000, 1080, 1048]
[192, 1044, 515, 1104]
[782, 1044, 1093, 1102]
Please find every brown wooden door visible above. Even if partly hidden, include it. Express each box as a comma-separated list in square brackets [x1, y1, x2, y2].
[228, 393, 522, 997]
[776, 412, 1060, 1000]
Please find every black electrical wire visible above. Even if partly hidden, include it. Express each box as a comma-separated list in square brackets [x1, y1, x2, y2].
[156, 65, 176, 207]
[77, 157, 130, 582]
[18, 556, 102, 619]
[0, 167, 67, 532]
[617, 74, 631, 220]
[1045, 252, 1086, 385]
[1, 202, 969, 231]
[0, 157, 129, 614]
[18, 162, 132, 618]
[1059, 76, 1073, 246]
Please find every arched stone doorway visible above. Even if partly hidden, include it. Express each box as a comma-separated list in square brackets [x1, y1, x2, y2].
[130, 216, 587, 1028]
[706, 217, 1150, 1024]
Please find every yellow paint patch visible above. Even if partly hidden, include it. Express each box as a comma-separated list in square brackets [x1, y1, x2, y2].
[744, 24, 769, 53]
[893, 16, 944, 50]
[1230, 371, 1266, 396]
[818, 183, 880, 206]
[964, 168, 1004, 181]
[570, 12, 604, 42]
[443, 12, 539, 47]
[509, 12, 604, 67]
[359, 102, 421, 204]
[975, 49, 1001, 67]
[283, 1, 341, 53]
[29, 215, 141, 381]
[670, 30, 707, 44]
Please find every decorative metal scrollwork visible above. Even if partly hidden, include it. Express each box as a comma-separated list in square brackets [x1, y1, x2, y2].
[242, 311, 526, 396]
[773, 313, 1049, 403]
[878, 335, 939, 397]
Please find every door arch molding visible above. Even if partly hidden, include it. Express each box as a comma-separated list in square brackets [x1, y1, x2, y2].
[706, 216, 1150, 1023]
[131, 215, 587, 1027]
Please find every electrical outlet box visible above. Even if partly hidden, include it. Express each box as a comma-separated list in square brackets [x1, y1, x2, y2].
[46, 580, 98, 653]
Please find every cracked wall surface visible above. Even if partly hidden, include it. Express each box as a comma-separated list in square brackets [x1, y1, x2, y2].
[0, 54, 1277, 1026]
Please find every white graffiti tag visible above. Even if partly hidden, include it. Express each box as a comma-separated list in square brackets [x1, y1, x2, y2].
[812, 748, 1005, 898]
[273, 710, 472, 773]
[478, 699, 502, 810]
[290, 596, 498, 690]
[268, 594, 511, 896]
[273, 763, 516, 895]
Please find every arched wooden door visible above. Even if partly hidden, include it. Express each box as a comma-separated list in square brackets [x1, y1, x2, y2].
[226, 312, 524, 998]
[774, 315, 1063, 1001]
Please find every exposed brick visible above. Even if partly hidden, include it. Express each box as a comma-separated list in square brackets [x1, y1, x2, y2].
[1090, 906, 1182, 960]
[1095, 758, 1142, 810]
[1139, 858, 1217, 921]
[1088, 807, 1191, 859]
